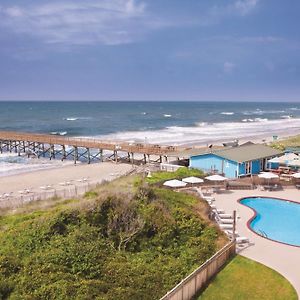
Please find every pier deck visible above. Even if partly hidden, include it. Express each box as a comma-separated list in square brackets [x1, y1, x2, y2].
[0, 131, 193, 164]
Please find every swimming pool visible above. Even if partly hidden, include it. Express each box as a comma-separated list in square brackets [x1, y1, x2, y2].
[240, 197, 300, 247]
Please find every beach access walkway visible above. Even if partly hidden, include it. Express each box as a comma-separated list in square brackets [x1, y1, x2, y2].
[213, 189, 300, 297]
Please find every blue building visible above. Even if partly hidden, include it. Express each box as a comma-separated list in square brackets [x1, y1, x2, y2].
[189, 144, 282, 178]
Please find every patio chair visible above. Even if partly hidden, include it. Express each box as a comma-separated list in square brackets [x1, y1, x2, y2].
[194, 187, 215, 202]
[236, 236, 250, 244]
[217, 217, 234, 224]
[218, 213, 233, 219]
[219, 223, 234, 230]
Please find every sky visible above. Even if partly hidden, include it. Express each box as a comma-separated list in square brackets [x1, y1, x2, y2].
[0, 0, 299, 101]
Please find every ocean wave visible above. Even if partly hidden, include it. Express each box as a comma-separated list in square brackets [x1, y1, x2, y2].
[50, 131, 67, 136]
[220, 112, 234, 115]
[242, 109, 285, 116]
[93, 117, 300, 146]
[281, 115, 293, 119]
[64, 117, 78, 121]
[254, 118, 268, 122]
[63, 117, 92, 121]
[0, 153, 72, 177]
[195, 122, 208, 127]
[163, 114, 172, 118]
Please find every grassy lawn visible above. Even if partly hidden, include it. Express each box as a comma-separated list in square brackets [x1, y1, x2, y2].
[198, 255, 297, 300]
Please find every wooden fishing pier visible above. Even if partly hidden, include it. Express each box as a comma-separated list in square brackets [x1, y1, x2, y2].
[0, 131, 186, 165]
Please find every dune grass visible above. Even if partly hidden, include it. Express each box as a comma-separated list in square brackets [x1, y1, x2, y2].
[270, 134, 300, 151]
[146, 167, 204, 185]
[198, 255, 297, 300]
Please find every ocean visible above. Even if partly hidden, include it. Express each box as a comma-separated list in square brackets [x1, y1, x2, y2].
[0, 101, 300, 176]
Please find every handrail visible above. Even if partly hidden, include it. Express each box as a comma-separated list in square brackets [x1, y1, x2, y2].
[0, 130, 182, 155]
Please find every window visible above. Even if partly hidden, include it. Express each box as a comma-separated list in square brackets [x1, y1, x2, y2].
[245, 161, 251, 174]
[260, 159, 264, 171]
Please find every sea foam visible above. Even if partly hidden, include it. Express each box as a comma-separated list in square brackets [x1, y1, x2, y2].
[93, 118, 300, 146]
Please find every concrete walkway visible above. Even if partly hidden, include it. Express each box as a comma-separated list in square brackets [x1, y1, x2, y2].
[213, 188, 300, 298]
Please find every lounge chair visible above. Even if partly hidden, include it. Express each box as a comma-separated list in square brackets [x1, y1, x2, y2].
[194, 187, 215, 202]
[219, 224, 234, 230]
[236, 236, 250, 244]
[219, 218, 234, 224]
[218, 213, 233, 219]
[224, 230, 238, 237]
[212, 208, 225, 214]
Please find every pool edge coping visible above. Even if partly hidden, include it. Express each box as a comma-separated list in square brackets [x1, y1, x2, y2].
[237, 196, 300, 248]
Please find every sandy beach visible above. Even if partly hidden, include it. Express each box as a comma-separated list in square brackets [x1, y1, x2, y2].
[0, 162, 134, 205]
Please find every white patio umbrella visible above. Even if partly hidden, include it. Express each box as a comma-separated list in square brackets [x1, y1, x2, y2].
[163, 179, 187, 188]
[268, 157, 280, 163]
[205, 174, 228, 190]
[258, 172, 279, 186]
[205, 174, 228, 181]
[268, 153, 299, 165]
[182, 176, 204, 184]
[258, 172, 279, 179]
[288, 159, 300, 167]
[291, 173, 300, 179]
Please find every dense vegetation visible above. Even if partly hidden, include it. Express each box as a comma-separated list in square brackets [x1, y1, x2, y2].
[198, 255, 297, 300]
[0, 175, 225, 299]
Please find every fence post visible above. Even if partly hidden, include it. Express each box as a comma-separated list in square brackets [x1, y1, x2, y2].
[233, 210, 236, 242]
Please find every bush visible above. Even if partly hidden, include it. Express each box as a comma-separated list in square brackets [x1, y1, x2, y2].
[0, 178, 223, 299]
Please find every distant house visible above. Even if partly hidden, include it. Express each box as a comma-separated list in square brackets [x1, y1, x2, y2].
[189, 144, 282, 178]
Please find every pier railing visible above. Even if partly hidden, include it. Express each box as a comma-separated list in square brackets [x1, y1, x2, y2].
[0, 131, 179, 155]
[160, 240, 236, 300]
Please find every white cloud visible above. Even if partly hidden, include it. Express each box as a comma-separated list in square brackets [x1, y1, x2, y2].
[234, 0, 259, 16]
[0, 1, 262, 49]
[208, 0, 259, 23]
[224, 61, 236, 73]
[5, 6, 24, 17]
[0, 0, 155, 46]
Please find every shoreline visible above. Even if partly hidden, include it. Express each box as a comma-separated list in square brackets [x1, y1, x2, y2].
[0, 130, 298, 200]
[180, 131, 299, 148]
[0, 130, 298, 179]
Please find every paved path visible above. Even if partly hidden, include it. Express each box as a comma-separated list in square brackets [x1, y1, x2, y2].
[213, 188, 300, 298]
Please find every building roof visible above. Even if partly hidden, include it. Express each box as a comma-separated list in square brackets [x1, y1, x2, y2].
[191, 144, 282, 163]
[165, 146, 223, 158]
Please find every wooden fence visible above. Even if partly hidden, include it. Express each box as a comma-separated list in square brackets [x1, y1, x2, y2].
[160, 240, 236, 300]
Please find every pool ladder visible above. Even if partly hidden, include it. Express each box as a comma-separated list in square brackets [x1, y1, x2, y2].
[258, 229, 268, 238]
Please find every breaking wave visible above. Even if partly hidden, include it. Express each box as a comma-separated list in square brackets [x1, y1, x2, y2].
[220, 112, 235, 115]
[94, 118, 300, 146]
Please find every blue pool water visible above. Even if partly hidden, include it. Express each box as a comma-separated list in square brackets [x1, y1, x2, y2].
[240, 197, 300, 247]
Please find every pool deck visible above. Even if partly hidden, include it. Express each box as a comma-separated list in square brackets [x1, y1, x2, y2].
[213, 188, 300, 297]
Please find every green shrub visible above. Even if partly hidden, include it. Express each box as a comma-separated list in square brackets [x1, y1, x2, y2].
[146, 167, 204, 184]
[0, 179, 223, 299]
